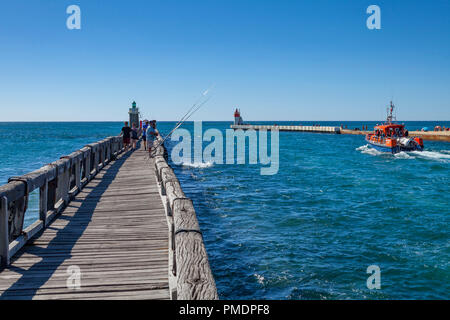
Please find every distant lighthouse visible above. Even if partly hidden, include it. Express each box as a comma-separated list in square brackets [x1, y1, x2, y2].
[129, 101, 140, 128]
[234, 108, 243, 125]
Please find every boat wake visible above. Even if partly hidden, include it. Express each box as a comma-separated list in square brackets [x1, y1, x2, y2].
[410, 150, 450, 162]
[356, 144, 383, 156]
[181, 161, 214, 168]
[357, 145, 450, 162]
[394, 151, 414, 159]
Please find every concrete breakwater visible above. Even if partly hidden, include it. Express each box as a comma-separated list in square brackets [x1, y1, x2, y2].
[231, 124, 450, 142]
[231, 124, 340, 133]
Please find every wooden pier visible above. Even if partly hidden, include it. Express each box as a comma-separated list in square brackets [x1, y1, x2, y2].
[0, 136, 217, 300]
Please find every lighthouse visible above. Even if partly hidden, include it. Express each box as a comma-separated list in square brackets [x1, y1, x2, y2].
[128, 101, 140, 128]
[234, 108, 243, 125]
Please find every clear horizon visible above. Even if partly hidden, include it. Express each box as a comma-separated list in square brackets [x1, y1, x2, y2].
[0, 0, 449, 122]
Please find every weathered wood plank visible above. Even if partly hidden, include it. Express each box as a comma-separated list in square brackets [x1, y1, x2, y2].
[0, 143, 169, 300]
[173, 199, 218, 300]
[152, 137, 218, 300]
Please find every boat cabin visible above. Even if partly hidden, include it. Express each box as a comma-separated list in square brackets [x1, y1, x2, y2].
[373, 124, 406, 138]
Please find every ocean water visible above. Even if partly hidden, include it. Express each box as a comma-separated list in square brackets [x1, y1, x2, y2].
[0, 122, 122, 227]
[1, 121, 449, 299]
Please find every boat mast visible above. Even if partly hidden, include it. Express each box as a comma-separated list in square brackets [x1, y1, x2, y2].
[386, 101, 396, 124]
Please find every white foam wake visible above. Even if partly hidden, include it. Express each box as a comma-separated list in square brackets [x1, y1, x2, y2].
[357, 144, 450, 162]
[254, 273, 265, 285]
[394, 151, 414, 159]
[181, 161, 214, 168]
[356, 144, 383, 156]
[410, 150, 450, 161]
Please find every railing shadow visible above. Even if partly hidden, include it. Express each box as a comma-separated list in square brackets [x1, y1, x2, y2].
[0, 147, 135, 299]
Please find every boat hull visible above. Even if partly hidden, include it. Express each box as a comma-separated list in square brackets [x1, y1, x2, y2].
[365, 139, 423, 153]
[366, 140, 400, 153]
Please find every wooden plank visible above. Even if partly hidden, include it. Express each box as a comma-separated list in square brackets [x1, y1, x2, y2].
[0, 144, 169, 300]
[173, 199, 218, 300]
[0, 197, 9, 267]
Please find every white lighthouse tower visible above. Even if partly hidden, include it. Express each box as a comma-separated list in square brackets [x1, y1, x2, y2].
[128, 101, 140, 128]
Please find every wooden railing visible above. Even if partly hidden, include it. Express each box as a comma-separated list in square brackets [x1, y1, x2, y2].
[0, 136, 125, 267]
[153, 137, 218, 300]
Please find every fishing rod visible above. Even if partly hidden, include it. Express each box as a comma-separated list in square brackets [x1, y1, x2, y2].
[169, 85, 214, 133]
[162, 96, 211, 142]
[147, 86, 214, 157]
[156, 94, 211, 148]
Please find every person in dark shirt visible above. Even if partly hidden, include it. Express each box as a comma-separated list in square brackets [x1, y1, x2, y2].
[121, 121, 132, 150]
[142, 120, 149, 150]
[131, 123, 139, 149]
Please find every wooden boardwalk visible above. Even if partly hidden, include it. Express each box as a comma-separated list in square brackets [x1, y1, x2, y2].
[0, 145, 170, 300]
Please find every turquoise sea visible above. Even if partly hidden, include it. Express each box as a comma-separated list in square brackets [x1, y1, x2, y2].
[0, 121, 449, 299]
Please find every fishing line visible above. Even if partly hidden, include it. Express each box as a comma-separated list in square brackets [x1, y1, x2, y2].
[171, 84, 215, 131]
[157, 95, 212, 147]
[145, 86, 214, 159]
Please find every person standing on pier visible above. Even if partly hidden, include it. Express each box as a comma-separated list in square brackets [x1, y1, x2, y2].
[131, 123, 139, 149]
[121, 121, 132, 150]
[146, 120, 159, 153]
[142, 120, 149, 150]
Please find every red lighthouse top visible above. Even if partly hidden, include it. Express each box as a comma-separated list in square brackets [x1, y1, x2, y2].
[234, 108, 240, 117]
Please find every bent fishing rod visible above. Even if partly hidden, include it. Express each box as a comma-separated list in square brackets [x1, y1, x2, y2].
[147, 86, 213, 157]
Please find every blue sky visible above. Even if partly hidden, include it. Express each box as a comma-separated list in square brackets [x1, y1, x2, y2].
[0, 0, 449, 121]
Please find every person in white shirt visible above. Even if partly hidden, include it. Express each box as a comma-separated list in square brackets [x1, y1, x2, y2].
[146, 120, 159, 152]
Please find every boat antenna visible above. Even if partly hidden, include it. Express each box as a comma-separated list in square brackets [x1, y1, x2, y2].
[386, 100, 396, 124]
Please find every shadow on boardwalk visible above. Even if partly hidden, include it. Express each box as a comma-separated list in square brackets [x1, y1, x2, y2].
[0, 148, 134, 300]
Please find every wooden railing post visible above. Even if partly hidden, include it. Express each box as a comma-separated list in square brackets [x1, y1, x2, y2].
[39, 178, 48, 226]
[59, 166, 70, 205]
[94, 148, 99, 174]
[104, 142, 108, 165]
[111, 139, 114, 156]
[47, 178, 57, 214]
[105, 141, 109, 164]
[103, 142, 108, 165]
[99, 144, 104, 167]
[9, 196, 27, 242]
[107, 140, 111, 161]
[85, 150, 91, 181]
[75, 159, 81, 191]
[0, 196, 9, 267]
